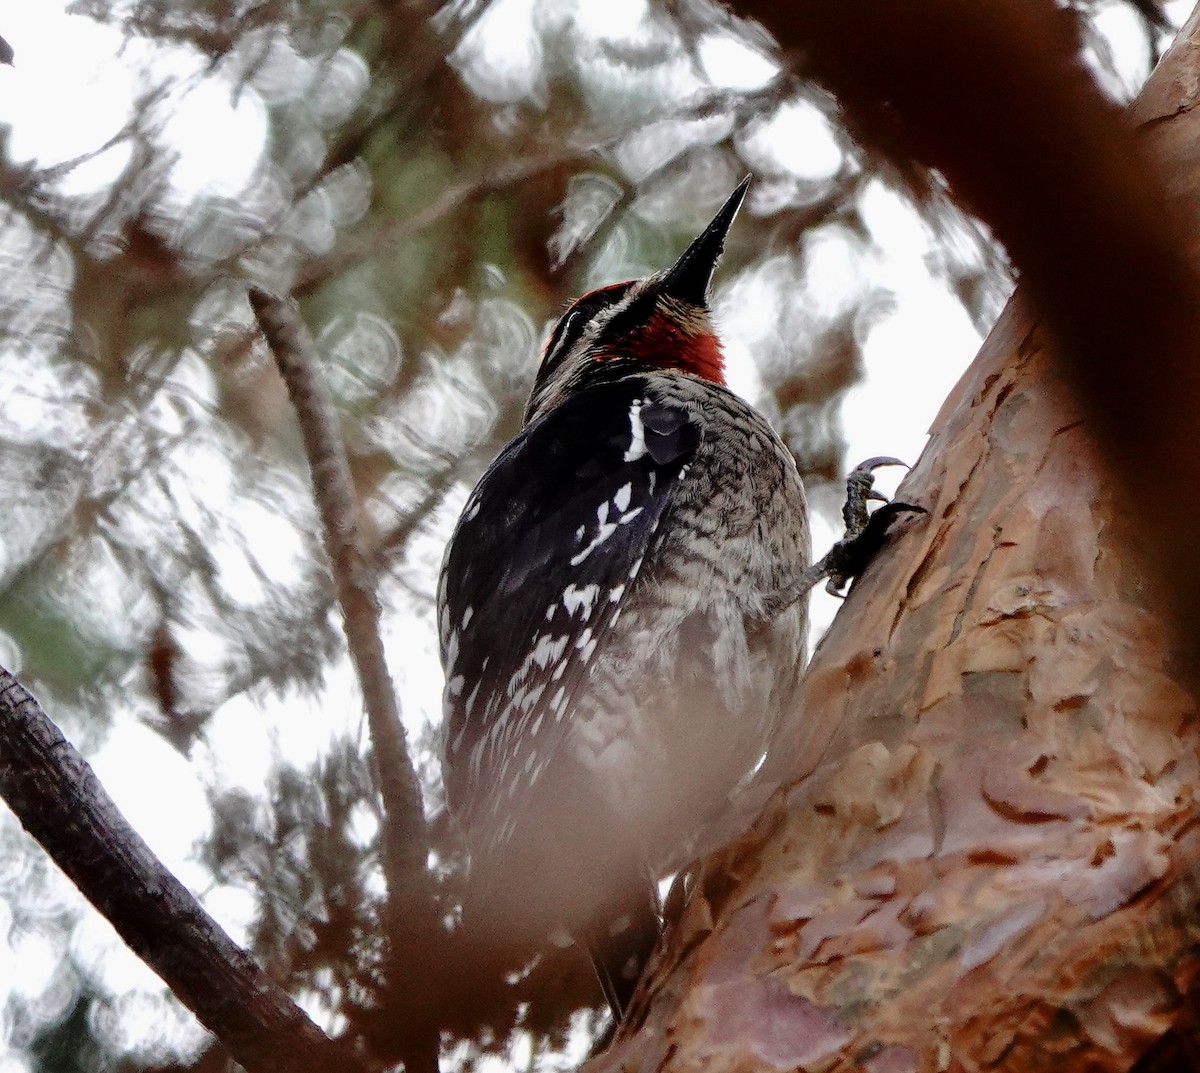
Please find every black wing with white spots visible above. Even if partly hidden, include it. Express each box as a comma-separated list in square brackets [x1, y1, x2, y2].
[438, 373, 701, 825]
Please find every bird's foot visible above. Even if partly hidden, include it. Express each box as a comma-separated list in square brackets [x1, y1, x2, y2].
[797, 457, 926, 599]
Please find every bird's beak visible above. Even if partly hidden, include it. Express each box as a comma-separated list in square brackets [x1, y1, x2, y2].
[660, 176, 751, 307]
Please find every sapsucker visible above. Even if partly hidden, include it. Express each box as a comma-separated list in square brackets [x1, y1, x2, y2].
[438, 179, 811, 1019]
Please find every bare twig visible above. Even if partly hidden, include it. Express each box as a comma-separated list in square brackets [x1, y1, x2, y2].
[248, 288, 441, 1073]
[0, 665, 362, 1073]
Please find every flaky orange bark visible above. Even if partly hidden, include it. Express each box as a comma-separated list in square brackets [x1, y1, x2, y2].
[588, 11, 1200, 1073]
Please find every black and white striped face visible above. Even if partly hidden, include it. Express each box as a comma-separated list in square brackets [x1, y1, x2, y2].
[524, 280, 639, 424]
[524, 180, 750, 425]
[523, 273, 729, 424]
[541, 283, 635, 380]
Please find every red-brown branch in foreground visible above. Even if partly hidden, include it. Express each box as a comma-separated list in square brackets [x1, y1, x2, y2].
[581, 5, 1200, 1071]
[737, 0, 1200, 682]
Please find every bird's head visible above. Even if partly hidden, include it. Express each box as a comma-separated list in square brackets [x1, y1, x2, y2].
[525, 177, 749, 423]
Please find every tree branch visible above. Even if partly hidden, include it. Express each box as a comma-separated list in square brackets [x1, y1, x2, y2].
[736, 0, 1200, 686]
[592, 5, 1200, 1068]
[248, 288, 441, 1073]
[0, 665, 362, 1073]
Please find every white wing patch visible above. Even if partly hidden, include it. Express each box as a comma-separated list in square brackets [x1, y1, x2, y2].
[570, 490, 645, 566]
[623, 399, 647, 462]
[572, 626, 599, 664]
[522, 634, 567, 675]
[562, 583, 600, 618]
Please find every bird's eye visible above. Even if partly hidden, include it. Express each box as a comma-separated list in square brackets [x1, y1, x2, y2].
[542, 310, 582, 368]
[538, 283, 635, 379]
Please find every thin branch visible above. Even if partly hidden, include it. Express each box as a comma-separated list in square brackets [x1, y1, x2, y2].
[248, 288, 441, 1073]
[0, 665, 362, 1073]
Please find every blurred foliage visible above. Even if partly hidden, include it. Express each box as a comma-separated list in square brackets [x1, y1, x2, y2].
[0, 0, 1177, 1069]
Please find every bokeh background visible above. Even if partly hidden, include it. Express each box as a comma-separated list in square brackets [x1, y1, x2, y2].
[0, 1, 1185, 1069]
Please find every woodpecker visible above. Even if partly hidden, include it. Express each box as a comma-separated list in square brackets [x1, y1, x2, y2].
[438, 179, 811, 1019]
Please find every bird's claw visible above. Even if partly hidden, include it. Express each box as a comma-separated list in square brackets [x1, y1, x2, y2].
[816, 458, 926, 598]
[852, 455, 907, 472]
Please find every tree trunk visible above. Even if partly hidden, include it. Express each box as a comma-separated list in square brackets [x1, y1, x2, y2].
[587, 12, 1200, 1073]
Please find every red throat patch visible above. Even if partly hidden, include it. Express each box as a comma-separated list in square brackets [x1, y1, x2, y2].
[600, 310, 726, 384]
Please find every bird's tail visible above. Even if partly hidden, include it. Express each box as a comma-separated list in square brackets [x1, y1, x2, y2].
[583, 882, 661, 1022]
